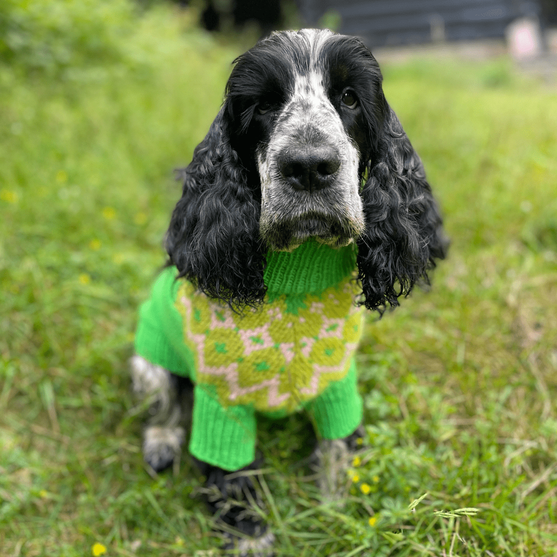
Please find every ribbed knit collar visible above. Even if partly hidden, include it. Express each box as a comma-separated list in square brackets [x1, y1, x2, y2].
[264, 239, 358, 295]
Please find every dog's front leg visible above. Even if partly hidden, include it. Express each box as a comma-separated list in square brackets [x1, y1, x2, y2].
[130, 355, 191, 472]
[188, 387, 274, 554]
[311, 425, 365, 502]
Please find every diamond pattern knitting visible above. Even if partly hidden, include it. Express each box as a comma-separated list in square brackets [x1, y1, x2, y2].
[175, 277, 364, 414]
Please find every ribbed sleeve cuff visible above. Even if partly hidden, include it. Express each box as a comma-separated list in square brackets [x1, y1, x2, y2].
[308, 359, 363, 440]
[189, 385, 257, 471]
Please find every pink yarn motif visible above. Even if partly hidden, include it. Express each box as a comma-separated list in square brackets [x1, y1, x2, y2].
[176, 276, 364, 412]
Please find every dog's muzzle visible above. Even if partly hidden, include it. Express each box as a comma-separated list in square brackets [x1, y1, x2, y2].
[259, 141, 364, 250]
[258, 92, 365, 251]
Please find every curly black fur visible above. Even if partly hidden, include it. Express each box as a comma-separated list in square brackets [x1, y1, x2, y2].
[165, 110, 267, 311]
[165, 30, 447, 313]
[357, 107, 448, 312]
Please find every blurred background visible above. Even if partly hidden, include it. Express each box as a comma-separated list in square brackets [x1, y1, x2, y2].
[1, 1, 556, 556]
[195, 0, 556, 54]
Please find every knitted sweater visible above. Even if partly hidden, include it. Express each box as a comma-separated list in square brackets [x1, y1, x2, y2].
[135, 239, 365, 470]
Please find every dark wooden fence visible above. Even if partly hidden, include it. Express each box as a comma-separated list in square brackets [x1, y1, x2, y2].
[298, 0, 542, 46]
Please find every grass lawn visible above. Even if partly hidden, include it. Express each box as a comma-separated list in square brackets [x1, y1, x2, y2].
[1, 4, 557, 556]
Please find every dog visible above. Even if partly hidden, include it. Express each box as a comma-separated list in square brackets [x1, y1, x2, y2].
[131, 28, 447, 555]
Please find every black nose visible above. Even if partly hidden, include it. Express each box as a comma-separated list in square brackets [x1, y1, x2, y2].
[278, 147, 341, 192]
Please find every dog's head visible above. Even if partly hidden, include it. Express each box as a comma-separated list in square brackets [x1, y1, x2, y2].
[166, 29, 448, 312]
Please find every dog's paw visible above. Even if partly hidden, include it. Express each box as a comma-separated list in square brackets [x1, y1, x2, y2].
[193, 459, 273, 555]
[222, 529, 275, 557]
[143, 425, 184, 472]
[312, 425, 365, 502]
[312, 438, 352, 502]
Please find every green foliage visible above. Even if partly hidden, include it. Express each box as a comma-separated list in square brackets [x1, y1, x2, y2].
[0, 0, 215, 80]
[1, 4, 557, 554]
[1, 0, 135, 73]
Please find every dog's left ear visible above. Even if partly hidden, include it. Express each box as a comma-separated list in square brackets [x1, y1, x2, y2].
[165, 108, 266, 310]
[357, 105, 449, 312]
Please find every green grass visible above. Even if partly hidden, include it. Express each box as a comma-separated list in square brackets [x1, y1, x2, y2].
[1, 4, 557, 556]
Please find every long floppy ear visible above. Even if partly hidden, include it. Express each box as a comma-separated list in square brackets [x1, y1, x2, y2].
[357, 105, 448, 312]
[165, 108, 266, 310]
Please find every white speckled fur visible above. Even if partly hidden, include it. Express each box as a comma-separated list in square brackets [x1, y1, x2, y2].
[130, 355, 171, 398]
[130, 355, 186, 470]
[258, 29, 364, 249]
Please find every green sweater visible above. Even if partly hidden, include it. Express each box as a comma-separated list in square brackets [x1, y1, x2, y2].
[135, 240, 364, 470]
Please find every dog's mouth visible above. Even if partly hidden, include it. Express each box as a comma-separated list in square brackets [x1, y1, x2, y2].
[262, 213, 359, 251]
[297, 217, 350, 242]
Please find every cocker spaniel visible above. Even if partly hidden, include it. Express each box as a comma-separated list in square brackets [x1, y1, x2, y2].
[131, 28, 447, 555]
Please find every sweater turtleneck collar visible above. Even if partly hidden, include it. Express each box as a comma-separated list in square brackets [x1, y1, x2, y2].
[263, 239, 358, 296]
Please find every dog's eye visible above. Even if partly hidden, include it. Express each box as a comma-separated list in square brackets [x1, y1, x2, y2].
[341, 91, 358, 109]
[257, 101, 272, 115]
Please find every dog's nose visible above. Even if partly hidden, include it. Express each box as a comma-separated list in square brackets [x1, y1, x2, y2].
[278, 147, 341, 192]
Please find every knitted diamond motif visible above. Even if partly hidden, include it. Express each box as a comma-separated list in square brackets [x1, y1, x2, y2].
[175, 277, 364, 413]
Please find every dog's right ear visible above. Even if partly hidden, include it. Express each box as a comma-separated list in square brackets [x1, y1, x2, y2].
[165, 108, 267, 310]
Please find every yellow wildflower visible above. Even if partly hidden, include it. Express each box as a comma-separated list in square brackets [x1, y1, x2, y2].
[368, 516, 377, 527]
[39, 490, 48, 498]
[372, 475, 379, 483]
[352, 474, 360, 483]
[92, 543, 107, 556]
[356, 437, 364, 446]
[102, 206, 116, 220]
[79, 273, 91, 285]
[89, 239, 101, 251]
[352, 456, 361, 467]
[56, 170, 68, 183]
[360, 483, 371, 495]
[0, 189, 18, 203]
